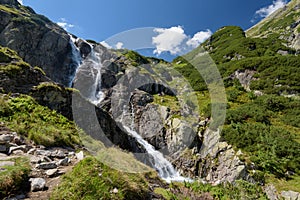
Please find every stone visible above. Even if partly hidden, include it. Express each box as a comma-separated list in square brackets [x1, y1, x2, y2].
[264, 185, 279, 200]
[8, 146, 25, 154]
[45, 169, 58, 177]
[76, 151, 84, 161]
[281, 190, 300, 200]
[53, 150, 65, 158]
[0, 145, 7, 153]
[30, 156, 42, 164]
[36, 162, 57, 170]
[0, 160, 14, 167]
[29, 178, 46, 192]
[57, 157, 70, 166]
[36, 149, 52, 157]
[0, 134, 13, 143]
[112, 188, 118, 194]
[27, 148, 36, 155]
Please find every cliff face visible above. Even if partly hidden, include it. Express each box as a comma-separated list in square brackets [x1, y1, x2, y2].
[0, 0, 78, 86]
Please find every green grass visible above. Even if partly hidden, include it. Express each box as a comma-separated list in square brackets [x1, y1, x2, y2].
[0, 94, 81, 147]
[51, 157, 155, 200]
[0, 157, 31, 198]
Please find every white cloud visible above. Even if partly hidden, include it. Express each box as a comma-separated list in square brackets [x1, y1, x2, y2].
[115, 42, 124, 49]
[17, 0, 23, 4]
[152, 26, 187, 55]
[57, 18, 75, 31]
[100, 41, 112, 49]
[152, 26, 212, 55]
[186, 30, 212, 48]
[255, 0, 287, 18]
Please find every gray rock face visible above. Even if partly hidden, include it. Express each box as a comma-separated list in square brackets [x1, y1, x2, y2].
[0, 2, 80, 86]
[29, 178, 46, 192]
[230, 69, 257, 91]
[281, 191, 300, 200]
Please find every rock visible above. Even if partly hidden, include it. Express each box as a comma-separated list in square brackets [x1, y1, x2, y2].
[0, 144, 7, 153]
[112, 188, 118, 194]
[29, 178, 46, 192]
[281, 190, 300, 200]
[76, 151, 84, 161]
[27, 148, 36, 155]
[36, 162, 57, 170]
[230, 69, 257, 91]
[8, 146, 25, 154]
[30, 156, 42, 164]
[75, 38, 92, 58]
[57, 157, 70, 166]
[11, 149, 24, 155]
[45, 169, 58, 177]
[264, 185, 279, 200]
[36, 149, 52, 157]
[13, 135, 25, 145]
[51, 149, 65, 158]
[0, 134, 13, 144]
[0, 160, 14, 167]
[277, 50, 289, 56]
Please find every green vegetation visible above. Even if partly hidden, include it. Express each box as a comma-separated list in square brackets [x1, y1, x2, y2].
[123, 50, 149, 66]
[51, 157, 154, 200]
[0, 94, 81, 147]
[154, 180, 267, 200]
[0, 157, 30, 198]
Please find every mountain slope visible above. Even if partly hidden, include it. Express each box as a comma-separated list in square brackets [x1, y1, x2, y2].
[247, 0, 300, 50]
[0, 0, 78, 86]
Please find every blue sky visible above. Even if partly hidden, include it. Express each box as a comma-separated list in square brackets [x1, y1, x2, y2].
[21, 0, 289, 60]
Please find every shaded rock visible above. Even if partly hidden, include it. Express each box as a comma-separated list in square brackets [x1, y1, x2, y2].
[75, 38, 92, 58]
[0, 144, 7, 153]
[29, 178, 46, 192]
[36, 162, 57, 170]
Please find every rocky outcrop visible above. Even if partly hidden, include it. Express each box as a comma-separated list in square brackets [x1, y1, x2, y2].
[0, 0, 79, 86]
[230, 69, 257, 91]
[0, 122, 83, 198]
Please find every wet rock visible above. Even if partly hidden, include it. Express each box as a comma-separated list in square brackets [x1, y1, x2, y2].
[29, 178, 46, 192]
[36, 162, 57, 170]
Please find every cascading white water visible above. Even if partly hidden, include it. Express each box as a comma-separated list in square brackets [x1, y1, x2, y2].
[122, 125, 190, 183]
[78, 46, 191, 183]
[68, 35, 82, 87]
[88, 50, 104, 105]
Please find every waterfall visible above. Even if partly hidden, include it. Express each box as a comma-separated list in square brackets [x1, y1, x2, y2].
[76, 44, 190, 183]
[88, 50, 104, 105]
[68, 35, 82, 87]
[122, 125, 189, 183]
[120, 105, 191, 183]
